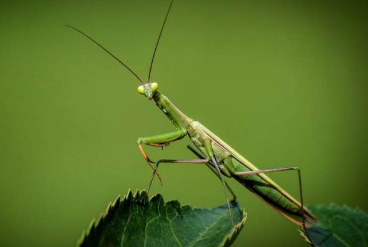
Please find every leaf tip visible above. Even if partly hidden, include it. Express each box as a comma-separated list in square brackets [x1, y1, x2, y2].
[222, 208, 247, 247]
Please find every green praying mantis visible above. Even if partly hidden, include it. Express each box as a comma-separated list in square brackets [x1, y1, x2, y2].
[67, 0, 318, 245]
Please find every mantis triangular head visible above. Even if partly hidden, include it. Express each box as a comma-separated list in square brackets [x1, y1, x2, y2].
[137, 82, 159, 100]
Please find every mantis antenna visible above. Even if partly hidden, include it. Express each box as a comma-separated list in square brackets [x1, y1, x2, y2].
[65, 25, 144, 84]
[147, 0, 174, 82]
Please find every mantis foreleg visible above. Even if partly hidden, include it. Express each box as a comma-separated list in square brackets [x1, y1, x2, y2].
[137, 129, 186, 184]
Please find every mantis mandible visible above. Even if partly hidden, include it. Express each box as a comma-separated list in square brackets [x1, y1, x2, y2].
[67, 0, 318, 245]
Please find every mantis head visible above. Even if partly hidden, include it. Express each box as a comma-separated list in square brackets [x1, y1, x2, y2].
[138, 82, 159, 100]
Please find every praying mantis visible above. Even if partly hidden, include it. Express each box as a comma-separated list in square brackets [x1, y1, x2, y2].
[67, 0, 318, 245]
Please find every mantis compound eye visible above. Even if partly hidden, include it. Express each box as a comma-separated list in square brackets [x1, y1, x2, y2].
[151, 82, 159, 91]
[138, 85, 145, 94]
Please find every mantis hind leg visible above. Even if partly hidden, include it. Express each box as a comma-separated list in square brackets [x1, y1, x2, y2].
[234, 167, 316, 247]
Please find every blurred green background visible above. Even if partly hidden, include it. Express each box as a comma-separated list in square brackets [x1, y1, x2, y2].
[1, 0, 367, 246]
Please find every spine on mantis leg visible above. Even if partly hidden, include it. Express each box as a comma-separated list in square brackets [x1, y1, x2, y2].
[224, 156, 318, 227]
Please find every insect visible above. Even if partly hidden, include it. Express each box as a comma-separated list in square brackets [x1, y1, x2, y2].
[67, 0, 318, 245]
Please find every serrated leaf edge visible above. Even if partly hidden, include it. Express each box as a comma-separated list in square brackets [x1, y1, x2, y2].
[77, 189, 247, 247]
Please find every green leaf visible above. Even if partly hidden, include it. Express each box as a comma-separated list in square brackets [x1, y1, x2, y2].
[78, 190, 247, 247]
[302, 204, 368, 247]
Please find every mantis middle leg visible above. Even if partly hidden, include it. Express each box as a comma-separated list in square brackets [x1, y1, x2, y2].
[143, 140, 235, 225]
